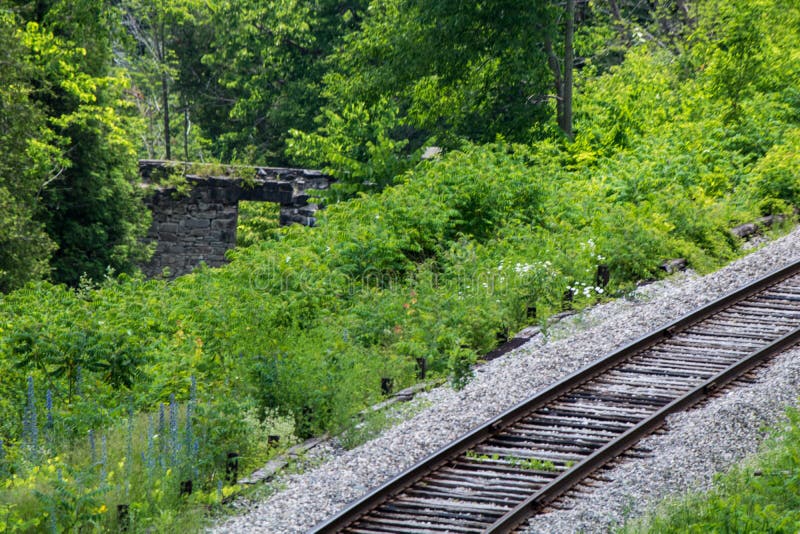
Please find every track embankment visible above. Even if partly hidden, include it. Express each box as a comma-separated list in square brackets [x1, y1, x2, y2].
[211, 228, 800, 534]
[314, 260, 800, 532]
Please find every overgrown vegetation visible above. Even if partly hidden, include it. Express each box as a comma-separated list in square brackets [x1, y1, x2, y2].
[1, 0, 799, 531]
[0, 1, 151, 288]
[465, 450, 558, 472]
[620, 407, 800, 533]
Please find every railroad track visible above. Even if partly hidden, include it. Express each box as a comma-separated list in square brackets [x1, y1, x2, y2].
[311, 259, 800, 533]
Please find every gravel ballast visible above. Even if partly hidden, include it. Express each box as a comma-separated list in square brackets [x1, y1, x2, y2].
[211, 228, 800, 534]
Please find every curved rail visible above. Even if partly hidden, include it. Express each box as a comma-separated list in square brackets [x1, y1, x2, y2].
[311, 258, 800, 533]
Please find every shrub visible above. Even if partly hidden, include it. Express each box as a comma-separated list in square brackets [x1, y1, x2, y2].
[747, 129, 800, 207]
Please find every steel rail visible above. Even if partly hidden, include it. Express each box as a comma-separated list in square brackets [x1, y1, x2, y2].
[310, 258, 800, 533]
[489, 325, 800, 533]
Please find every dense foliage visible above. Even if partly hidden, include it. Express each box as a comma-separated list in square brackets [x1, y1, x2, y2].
[0, 0, 150, 288]
[119, 0, 369, 164]
[0, 0, 799, 531]
[0, 12, 56, 292]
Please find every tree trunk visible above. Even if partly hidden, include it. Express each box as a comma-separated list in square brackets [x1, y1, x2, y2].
[608, 0, 622, 21]
[183, 105, 189, 161]
[544, 34, 563, 128]
[607, 0, 632, 42]
[675, 0, 691, 19]
[162, 71, 171, 160]
[673, 0, 696, 28]
[159, 15, 171, 161]
[559, 0, 575, 139]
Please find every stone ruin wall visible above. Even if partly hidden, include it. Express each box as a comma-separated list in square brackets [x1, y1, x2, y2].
[139, 161, 331, 278]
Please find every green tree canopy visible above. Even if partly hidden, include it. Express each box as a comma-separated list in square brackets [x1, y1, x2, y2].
[4, 0, 151, 286]
[0, 13, 57, 291]
[332, 0, 555, 141]
[286, 0, 576, 191]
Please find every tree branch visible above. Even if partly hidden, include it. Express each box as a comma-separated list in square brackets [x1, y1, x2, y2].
[543, 34, 563, 124]
[526, 94, 561, 105]
[254, 23, 323, 56]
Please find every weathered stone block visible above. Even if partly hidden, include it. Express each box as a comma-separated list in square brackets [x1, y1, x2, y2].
[211, 218, 237, 231]
[185, 218, 211, 229]
[159, 232, 179, 243]
[158, 243, 184, 254]
[160, 223, 180, 234]
[188, 245, 214, 255]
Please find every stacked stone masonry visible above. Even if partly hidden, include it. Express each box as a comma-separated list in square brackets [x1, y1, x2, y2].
[139, 160, 332, 278]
